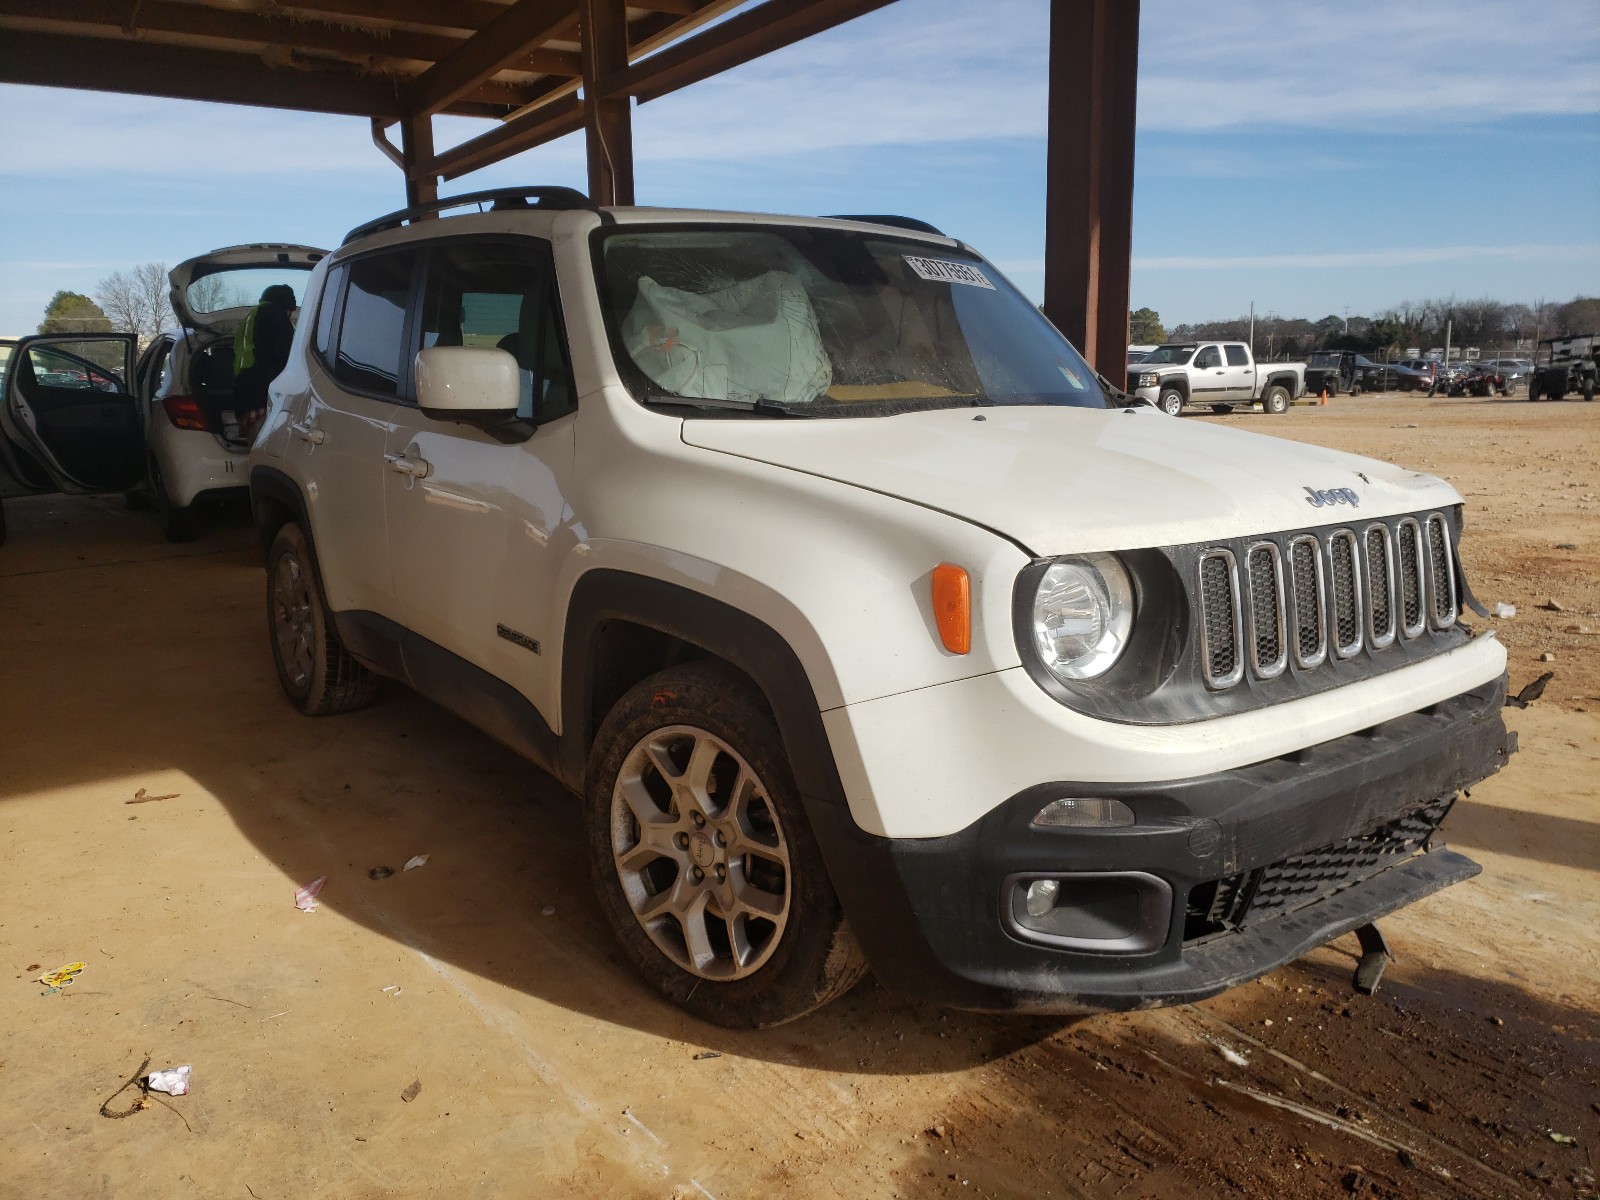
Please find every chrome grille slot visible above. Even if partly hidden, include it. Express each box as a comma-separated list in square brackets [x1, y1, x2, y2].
[1287, 535, 1327, 668]
[1197, 549, 1244, 689]
[1425, 514, 1456, 628]
[1396, 518, 1425, 638]
[1364, 524, 1397, 648]
[1245, 543, 1287, 679]
[1327, 530, 1363, 658]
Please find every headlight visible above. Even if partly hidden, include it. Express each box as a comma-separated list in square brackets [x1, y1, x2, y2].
[1030, 553, 1134, 681]
[1137, 372, 1159, 388]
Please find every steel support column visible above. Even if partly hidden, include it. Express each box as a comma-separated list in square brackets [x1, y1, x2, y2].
[1042, 0, 1139, 387]
[401, 112, 439, 208]
[581, 0, 634, 205]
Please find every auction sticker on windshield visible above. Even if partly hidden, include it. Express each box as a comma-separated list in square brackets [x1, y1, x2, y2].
[903, 256, 995, 290]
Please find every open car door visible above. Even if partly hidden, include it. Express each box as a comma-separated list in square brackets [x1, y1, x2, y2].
[0, 333, 142, 494]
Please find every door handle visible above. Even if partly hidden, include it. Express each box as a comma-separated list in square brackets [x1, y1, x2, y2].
[385, 452, 433, 479]
[290, 419, 325, 445]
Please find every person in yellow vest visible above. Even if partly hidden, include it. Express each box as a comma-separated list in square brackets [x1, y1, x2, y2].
[233, 283, 297, 438]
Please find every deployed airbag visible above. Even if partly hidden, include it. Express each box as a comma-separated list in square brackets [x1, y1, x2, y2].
[621, 270, 831, 405]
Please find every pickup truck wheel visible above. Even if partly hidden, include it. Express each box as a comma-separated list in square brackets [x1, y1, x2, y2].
[1157, 387, 1185, 416]
[267, 523, 379, 716]
[1263, 384, 1291, 415]
[587, 662, 867, 1028]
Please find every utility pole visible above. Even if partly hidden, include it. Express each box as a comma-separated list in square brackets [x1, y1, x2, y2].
[1248, 301, 1255, 353]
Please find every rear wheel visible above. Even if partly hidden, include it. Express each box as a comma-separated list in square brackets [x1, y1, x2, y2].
[1157, 387, 1185, 416]
[1263, 384, 1291, 415]
[149, 455, 199, 543]
[1526, 379, 1539, 402]
[267, 523, 379, 716]
[586, 661, 866, 1028]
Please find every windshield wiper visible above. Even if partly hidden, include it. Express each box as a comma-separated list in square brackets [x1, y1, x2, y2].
[643, 392, 818, 418]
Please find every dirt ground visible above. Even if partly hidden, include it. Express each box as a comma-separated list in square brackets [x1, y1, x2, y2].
[0, 393, 1595, 1200]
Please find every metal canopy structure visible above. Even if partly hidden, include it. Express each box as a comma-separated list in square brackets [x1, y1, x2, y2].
[0, 0, 1139, 378]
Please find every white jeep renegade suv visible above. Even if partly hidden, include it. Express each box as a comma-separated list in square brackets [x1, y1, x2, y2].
[248, 188, 1514, 1028]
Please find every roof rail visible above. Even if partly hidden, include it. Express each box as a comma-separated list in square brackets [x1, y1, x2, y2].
[823, 213, 946, 236]
[343, 187, 594, 245]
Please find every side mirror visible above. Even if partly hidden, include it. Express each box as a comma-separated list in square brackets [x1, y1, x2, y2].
[415, 346, 520, 421]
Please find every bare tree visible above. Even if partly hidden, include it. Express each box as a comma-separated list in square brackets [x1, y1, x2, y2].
[94, 263, 175, 349]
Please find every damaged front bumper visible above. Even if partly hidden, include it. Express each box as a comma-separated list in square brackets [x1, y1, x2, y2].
[817, 676, 1515, 1013]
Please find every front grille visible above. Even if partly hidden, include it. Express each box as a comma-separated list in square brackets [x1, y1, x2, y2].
[1245, 544, 1286, 678]
[1198, 550, 1242, 687]
[1195, 510, 1459, 690]
[1328, 530, 1362, 657]
[1425, 514, 1456, 627]
[1184, 796, 1455, 942]
[1365, 524, 1396, 647]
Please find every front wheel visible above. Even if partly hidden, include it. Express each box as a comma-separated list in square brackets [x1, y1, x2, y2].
[1263, 385, 1291, 415]
[1157, 388, 1185, 416]
[586, 662, 867, 1028]
[267, 523, 379, 716]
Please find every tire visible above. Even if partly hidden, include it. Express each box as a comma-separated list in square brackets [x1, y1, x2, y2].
[1350, 382, 1362, 397]
[1525, 380, 1538, 402]
[267, 522, 379, 716]
[585, 661, 867, 1029]
[149, 455, 199, 543]
[1263, 384, 1291, 415]
[1157, 387, 1185, 416]
[1326, 381, 1338, 398]
[1585, 380, 1596, 403]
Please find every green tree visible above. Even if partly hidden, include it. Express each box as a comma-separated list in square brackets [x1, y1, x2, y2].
[38, 291, 112, 335]
[1129, 307, 1166, 343]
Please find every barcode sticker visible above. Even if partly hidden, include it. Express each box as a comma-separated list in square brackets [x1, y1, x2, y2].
[903, 256, 995, 290]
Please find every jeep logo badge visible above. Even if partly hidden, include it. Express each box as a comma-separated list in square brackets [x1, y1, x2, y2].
[1304, 486, 1360, 508]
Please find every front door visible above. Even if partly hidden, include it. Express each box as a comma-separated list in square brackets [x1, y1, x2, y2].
[383, 237, 579, 727]
[1190, 343, 1227, 400]
[0, 334, 141, 493]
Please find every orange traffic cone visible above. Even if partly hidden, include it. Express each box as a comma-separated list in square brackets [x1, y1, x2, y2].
[1319, 388, 1328, 406]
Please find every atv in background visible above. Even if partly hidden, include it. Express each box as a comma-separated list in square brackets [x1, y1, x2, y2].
[1528, 334, 1597, 402]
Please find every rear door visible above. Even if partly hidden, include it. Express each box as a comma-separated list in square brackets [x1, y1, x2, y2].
[0, 334, 141, 493]
[1220, 344, 1255, 401]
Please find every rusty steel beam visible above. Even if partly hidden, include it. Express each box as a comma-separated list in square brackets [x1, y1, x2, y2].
[598, 0, 895, 104]
[1042, 0, 1139, 386]
[582, 0, 635, 205]
[409, 0, 578, 117]
[402, 113, 439, 208]
[0, 26, 407, 116]
[277, 0, 506, 33]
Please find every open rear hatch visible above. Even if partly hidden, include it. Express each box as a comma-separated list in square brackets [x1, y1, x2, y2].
[167, 244, 326, 448]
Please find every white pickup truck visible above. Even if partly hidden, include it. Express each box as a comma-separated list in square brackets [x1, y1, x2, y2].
[1131, 341, 1307, 416]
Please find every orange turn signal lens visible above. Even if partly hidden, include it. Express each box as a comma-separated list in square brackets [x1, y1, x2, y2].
[931, 563, 971, 655]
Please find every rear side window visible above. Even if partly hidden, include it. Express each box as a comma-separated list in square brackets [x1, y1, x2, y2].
[1225, 345, 1249, 366]
[314, 263, 348, 360]
[333, 252, 417, 397]
[418, 240, 575, 422]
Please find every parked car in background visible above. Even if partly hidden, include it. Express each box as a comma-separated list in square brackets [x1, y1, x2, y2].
[136, 244, 327, 540]
[1396, 358, 1438, 391]
[1528, 335, 1597, 402]
[1130, 341, 1306, 414]
[1477, 358, 1533, 393]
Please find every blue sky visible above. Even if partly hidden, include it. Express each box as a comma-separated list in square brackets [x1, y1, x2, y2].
[1, 0, 1596, 336]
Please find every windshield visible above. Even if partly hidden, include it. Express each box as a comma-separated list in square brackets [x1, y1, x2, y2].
[1141, 345, 1196, 365]
[1308, 352, 1340, 367]
[186, 266, 314, 314]
[596, 226, 1107, 416]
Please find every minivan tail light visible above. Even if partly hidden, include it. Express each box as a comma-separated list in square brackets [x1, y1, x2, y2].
[162, 394, 211, 432]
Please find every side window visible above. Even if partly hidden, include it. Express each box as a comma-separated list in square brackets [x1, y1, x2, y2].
[314, 263, 348, 360]
[332, 251, 417, 397]
[1194, 345, 1221, 369]
[1225, 345, 1249, 366]
[418, 240, 575, 422]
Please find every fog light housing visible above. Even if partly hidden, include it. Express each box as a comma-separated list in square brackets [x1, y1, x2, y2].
[1003, 871, 1172, 954]
[1031, 797, 1135, 829]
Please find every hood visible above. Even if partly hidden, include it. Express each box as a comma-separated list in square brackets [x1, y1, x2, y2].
[168, 243, 326, 335]
[682, 405, 1462, 555]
